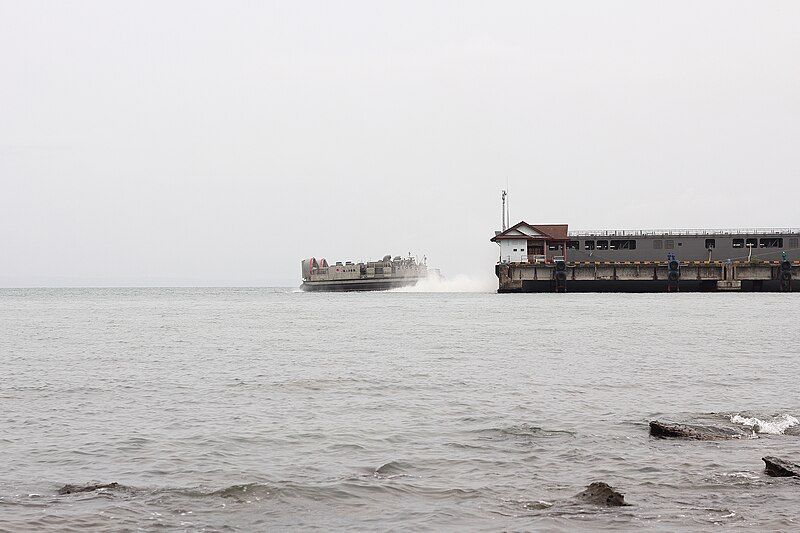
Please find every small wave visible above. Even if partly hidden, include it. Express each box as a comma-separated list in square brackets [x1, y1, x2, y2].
[730, 413, 799, 435]
[209, 479, 479, 503]
[212, 483, 275, 502]
[478, 423, 575, 439]
[523, 500, 555, 510]
[57, 482, 127, 495]
[374, 461, 412, 477]
[720, 471, 759, 480]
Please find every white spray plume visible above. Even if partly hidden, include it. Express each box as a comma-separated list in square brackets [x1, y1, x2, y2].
[390, 274, 496, 293]
[730, 413, 799, 435]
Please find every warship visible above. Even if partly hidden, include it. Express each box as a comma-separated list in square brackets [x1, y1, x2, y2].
[301, 254, 428, 292]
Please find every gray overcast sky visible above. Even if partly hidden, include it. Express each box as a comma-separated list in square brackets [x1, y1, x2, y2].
[1, 1, 798, 286]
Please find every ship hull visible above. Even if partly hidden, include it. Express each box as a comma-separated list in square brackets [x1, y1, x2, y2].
[300, 277, 424, 292]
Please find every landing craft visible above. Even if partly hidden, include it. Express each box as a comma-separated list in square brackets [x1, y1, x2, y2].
[301, 254, 433, 292]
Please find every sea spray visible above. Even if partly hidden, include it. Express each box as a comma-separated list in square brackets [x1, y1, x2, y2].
[730, 413, 799, 435]
[390, 274, 496, 293]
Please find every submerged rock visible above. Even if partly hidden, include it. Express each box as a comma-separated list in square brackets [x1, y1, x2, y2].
[649, 420, 747, 440]
[763, 456, 800, 477]
[58, 482, 119, 495]
[784, 425, 800, 436]
[574, 482, 627, 506]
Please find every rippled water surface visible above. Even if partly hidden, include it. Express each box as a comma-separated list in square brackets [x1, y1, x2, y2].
[2, 288, 799, 531]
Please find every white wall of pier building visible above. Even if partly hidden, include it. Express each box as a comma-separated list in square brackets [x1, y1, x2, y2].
[500, 239, 528, 263]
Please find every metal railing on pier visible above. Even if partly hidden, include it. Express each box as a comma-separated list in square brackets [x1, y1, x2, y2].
[568, 228, 800, 237]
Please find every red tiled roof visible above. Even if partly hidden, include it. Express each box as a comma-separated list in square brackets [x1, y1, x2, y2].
[531, 224, 569, 240]
[491, 221, 569, 242]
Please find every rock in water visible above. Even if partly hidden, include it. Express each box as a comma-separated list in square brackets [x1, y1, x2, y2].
[649, 420, 745, 440]
[574, 482, 627, 506]
[763, 456, 800, 477]
[784, 425, 800, 437]
[58, 482, 119, 495]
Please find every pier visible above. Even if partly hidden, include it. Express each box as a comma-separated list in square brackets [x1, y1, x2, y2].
[491, 220, 798, 293]
[496, 259, 798, 293]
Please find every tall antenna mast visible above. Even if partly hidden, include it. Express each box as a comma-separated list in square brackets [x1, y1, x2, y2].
[501, 189, 507, 231]
[506, 177, 510, 227]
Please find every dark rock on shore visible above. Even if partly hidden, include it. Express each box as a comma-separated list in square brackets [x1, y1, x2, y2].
[784, 425, 800, 436]
[649, 420, 747, 440]
[574, 482, 627, 506]
[763, 456, 800, 477]
[58, 482, 120, 495]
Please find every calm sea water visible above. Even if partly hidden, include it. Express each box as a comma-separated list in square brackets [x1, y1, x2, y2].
[1, 288, 799, 531]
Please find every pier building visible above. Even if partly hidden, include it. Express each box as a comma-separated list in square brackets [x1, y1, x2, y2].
[492, 221, 798, 292]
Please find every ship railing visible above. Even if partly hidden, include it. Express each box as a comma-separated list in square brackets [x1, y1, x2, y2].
[568, 228, 800, 237]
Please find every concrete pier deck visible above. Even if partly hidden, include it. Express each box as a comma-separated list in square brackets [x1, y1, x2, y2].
[496, 260, 798, 293]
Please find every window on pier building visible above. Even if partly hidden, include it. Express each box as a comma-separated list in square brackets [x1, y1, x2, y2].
[789, 238, 799, 248]
[760, 237, 783, 248]
[733, 239, 744, 248]
[746, 238, 758, 248]
[664, 240, 674, 249]
[584, 240, 595, 250]
[653, 240, 663, 249]
[705, 239, 716, 249]
[597, 240, 609, 250]
[610, 239, 636, 250]
[567, 241, 580, 250]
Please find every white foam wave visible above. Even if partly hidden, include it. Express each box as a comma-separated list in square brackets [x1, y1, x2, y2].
[390, 274, 496, 293]
[719, 471, 758, 480]
[730, 413, 799, 435]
